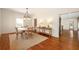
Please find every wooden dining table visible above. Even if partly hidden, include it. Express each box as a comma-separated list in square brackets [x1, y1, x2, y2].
[16, 27, 34, 39]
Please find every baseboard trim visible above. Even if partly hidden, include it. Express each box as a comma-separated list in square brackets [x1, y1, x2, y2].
[1, 32, 16, 35]
[1, 32, 59, 39]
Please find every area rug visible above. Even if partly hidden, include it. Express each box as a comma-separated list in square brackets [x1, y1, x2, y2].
[9, 33, 47, 50]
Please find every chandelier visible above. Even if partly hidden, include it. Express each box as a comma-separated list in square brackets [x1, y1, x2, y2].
[23, 8, 31, 20]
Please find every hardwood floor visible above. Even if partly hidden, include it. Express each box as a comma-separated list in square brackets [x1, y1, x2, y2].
[61, 30, 79, 50]
[28, 37, 60, 50]
[0, 34, 10, 50]
[0, 30, 79, 50]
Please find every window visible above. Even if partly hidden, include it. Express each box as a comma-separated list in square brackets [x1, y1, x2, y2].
[16, 18, 23, 27]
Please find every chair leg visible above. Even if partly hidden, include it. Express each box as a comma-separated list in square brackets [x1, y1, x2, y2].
[21, 33, 23, 37]
[16, 33, 18, 40]
[24, 33, 28, 39]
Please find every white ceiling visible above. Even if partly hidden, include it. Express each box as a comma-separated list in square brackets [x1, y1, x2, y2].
[7, 8, 79, 19]
[7, 8, 79, 14]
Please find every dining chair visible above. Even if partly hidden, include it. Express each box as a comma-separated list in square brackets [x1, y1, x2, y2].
[15, 27, 24, 39]
[25, 27, 33, 39]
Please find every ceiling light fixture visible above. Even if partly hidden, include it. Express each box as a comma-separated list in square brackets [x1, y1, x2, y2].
[23, 8, 31, 20]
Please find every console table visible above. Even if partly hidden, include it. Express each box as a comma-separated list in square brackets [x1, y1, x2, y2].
[36, 27, 52, 37]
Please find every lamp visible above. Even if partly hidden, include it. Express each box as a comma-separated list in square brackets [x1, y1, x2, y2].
[23, 8, 32, 20]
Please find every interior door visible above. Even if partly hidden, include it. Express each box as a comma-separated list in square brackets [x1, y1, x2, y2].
[59, 16, 62, 36]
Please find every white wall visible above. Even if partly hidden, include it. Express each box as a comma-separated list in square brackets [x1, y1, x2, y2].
[0, 9, 1, 36]
[1, 9, 24, 34]
[2, 8, 79, 38]
[52, 15, 59, 37]
[74, 18, 77, 30]
[1, 9, 35, 34]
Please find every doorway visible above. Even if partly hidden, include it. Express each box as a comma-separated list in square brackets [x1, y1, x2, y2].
[59, 12, 79, 40]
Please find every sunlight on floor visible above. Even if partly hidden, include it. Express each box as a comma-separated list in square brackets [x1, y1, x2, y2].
[70, 30, 73, 38]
